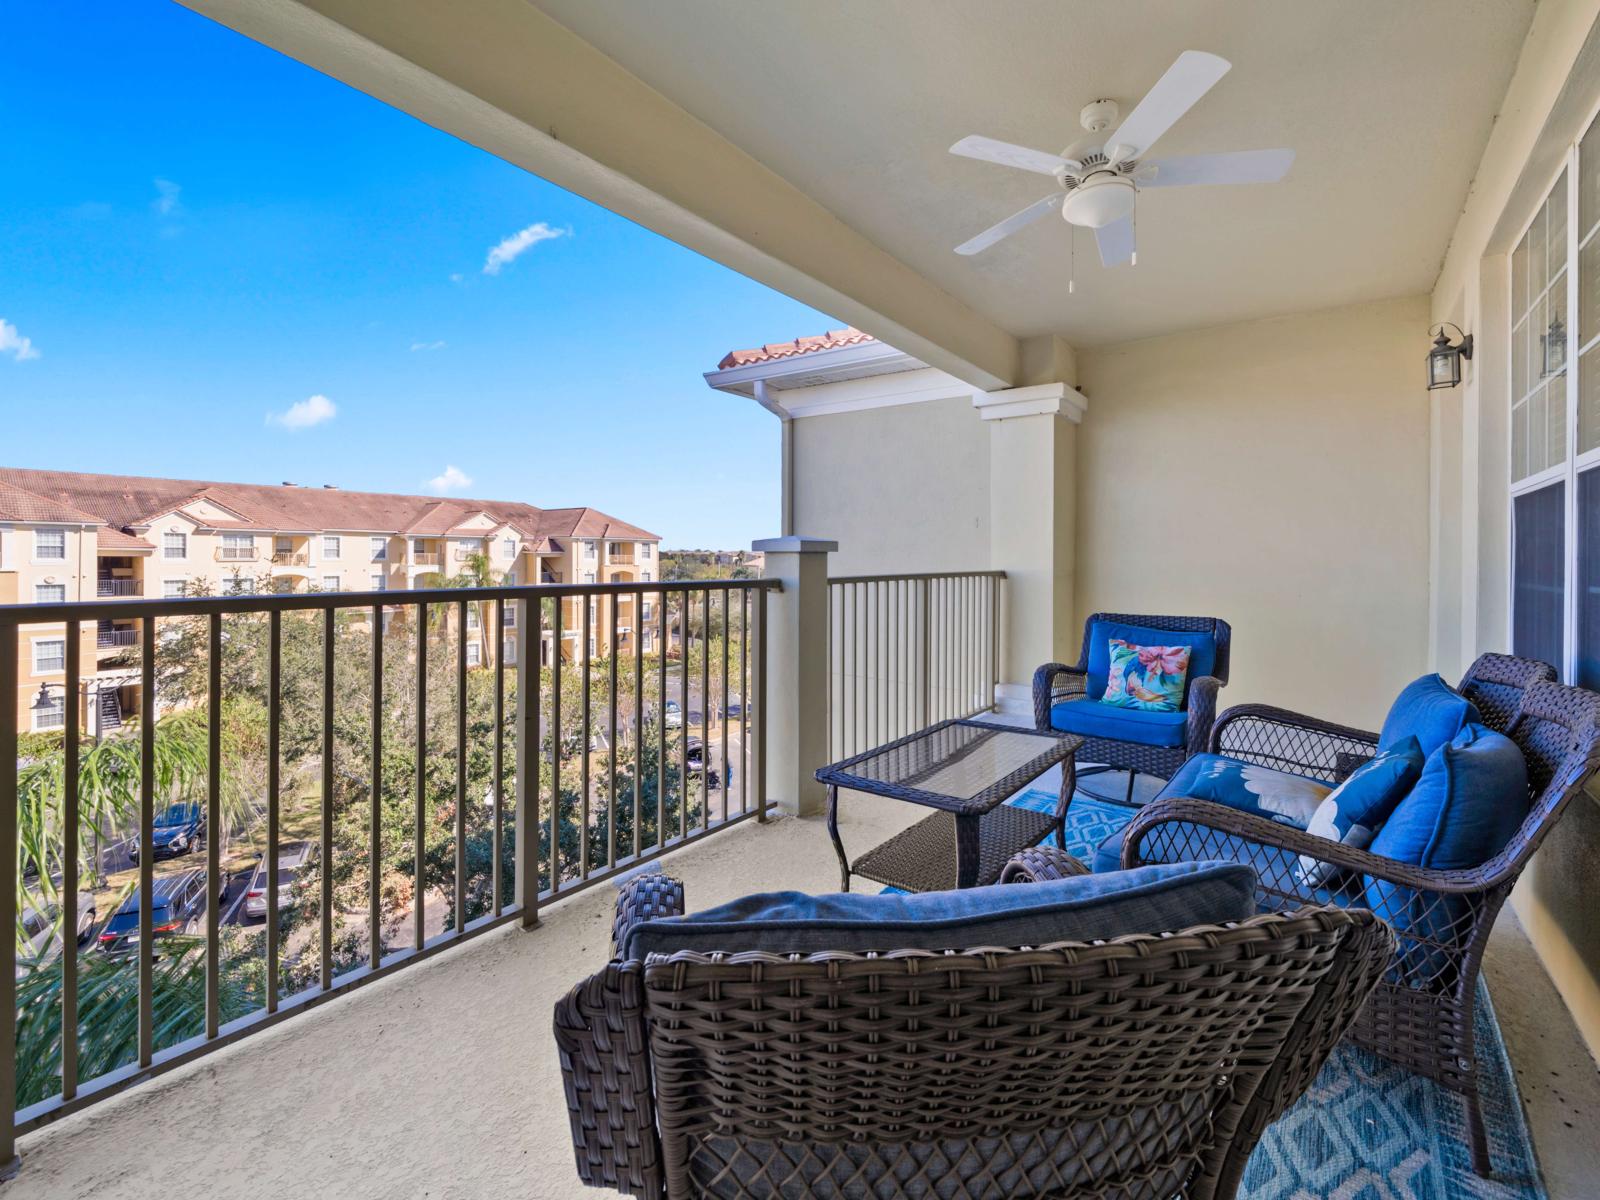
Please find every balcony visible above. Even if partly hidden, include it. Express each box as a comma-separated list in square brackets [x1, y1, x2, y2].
[409, 551, 442, 568]
[95, 626, 138, 649]
[213, 546, 260, 562]
[94, 579, 140, 598]
[270, 550, 310, 566]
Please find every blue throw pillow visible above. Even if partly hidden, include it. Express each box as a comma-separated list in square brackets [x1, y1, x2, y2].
[1162, 753, 1333, 827]
[1297, 735, 1425, 887]
[622, 861, 1257, 960]
[1378, 673, 1480, 759]
[1085, 621, 1216, 703]
[1365, 724, 1528, 983]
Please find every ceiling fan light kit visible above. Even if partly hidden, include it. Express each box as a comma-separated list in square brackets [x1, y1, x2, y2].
[949, 50, 1295, 280]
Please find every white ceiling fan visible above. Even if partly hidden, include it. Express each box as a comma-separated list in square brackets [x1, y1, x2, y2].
[949, 51, 1294, 270]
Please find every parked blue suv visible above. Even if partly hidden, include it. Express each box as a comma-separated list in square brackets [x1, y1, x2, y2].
[128, 803, 203, 862]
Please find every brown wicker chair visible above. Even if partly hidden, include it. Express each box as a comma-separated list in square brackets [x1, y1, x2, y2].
[1080, 652, 1599, 1178]
[555, 868, 1394, 1199]
[1034, 613, 1231, 804]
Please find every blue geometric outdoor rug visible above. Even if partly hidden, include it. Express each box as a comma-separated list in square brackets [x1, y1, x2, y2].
[1000, 787, 1547, 1199]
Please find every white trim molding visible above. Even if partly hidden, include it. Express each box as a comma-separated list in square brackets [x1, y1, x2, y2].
[973, 382, 1087, 424]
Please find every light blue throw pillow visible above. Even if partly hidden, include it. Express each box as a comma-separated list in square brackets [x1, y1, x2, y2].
[1297, 735, 1425, 886]
[1378, 673, 1480, 759]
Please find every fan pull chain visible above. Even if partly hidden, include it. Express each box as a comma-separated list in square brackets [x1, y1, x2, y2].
[1131, 203, 1138, 267]
[1068, 223, 1075, 295]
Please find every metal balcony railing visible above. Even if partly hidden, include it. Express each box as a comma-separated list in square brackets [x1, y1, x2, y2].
[826, 570, 1005, 760]
[213, 547, 259, 562]
[0, 576, 775, 1158]
[94, 579, 140, 597]
[270, 550, 309, 566]
[95, 627, 139, 649]
[409, 552, 441, 567]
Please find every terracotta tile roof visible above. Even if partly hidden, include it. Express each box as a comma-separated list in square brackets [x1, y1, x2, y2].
[716, 327, 876, 370]
[96, 527, 156, 552]
[0, 479, 103, 525]
[0, 468, 660, 546]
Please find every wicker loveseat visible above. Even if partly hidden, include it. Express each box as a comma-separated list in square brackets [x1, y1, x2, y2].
[1015, 653, 1600, 1177]
[1033, 613, 1231, 804]
[555, 866, 1393, 1199]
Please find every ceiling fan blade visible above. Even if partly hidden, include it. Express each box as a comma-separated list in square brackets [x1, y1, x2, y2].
[1138, 148, 1295, 187]
[950, 135, 1069, 177]
[1094, 215, 1135, 267]
[954, 194, 1062, 255]
[1106, 50, 1231, 164]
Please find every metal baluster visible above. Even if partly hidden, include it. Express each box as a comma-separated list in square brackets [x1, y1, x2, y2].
[0, 627, 16, 1172]
[321, 608, 334, 989]
[633, 589, 643, 856]
[679, 593, 689, 841]
[607, 596, 618, 870]
[551, 599, 563, 894]
[61, 620, 80, 1099]
[267, 611, 281, 1011]
[206, 613, 222, 1036]
[454, 600, 467, 932]
[720, 590, 730, 824]
[920, 579, 931, 727]
[370, 605, 383, 966]
[657, 590, 667, 849]
[701, 589, 711, 829]
[492, 599, 504, 918]
[855, 581, 864, 756]
[414, 604, 427, 951]
[580, 595, 591, 879]
[138, 618, 155, 1066]
[513, 595, 539, 925]
[755, 586, 768, 823]
[740, 589, 749, 814]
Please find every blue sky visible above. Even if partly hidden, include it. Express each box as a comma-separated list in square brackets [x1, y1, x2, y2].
[0, 2, 839, 548]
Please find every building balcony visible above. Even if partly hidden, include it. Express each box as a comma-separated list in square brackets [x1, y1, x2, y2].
[270, 550, 310, 566]
[94, 579, 140, 597]
[213, 547, 260, 562]
[95, 626, 138, 650]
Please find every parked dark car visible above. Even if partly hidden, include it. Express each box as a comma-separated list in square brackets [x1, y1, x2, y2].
[128, 803, 203, 862]
[724, 695, 743, 719]
[97, 869, 214, 956]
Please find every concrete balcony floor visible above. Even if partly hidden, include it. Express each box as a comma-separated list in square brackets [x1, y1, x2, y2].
[12, 758, 1600, 1199]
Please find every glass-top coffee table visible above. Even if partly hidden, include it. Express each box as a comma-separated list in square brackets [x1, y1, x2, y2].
[815, 719, 1082, 892]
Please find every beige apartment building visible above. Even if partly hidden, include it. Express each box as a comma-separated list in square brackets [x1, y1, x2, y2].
[0, 468, 659, 734]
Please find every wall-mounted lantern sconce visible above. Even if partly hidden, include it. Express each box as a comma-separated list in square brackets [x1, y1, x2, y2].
[1427, 323, 1473, 390]
[1540, 312, 1567, 379]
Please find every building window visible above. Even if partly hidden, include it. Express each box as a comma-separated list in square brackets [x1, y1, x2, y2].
[322, 575, 340, 592]
[583, 539, 597, 558]
[467, 605, 480, 629]
[502, 604, 516, 627]
[35, 528, 66, 561]
[370, 573, 386, 591]
[641, 601, 652, 622]
[275, 536, 294, 555]
[607, 541, 623, 556]
[34, 639, 65, 673]
[221, 533, 255, 560]
[35, 583, 65, 604]
[32, 693, 65, 732]
[323, 535, 341, 559]
[502, 537, 516, 559]
[641, 543, 652, 559]
[641, 571, 652, 583]
[371, 537, 388, 561]
[163, 578, 187, 598]
[225, 576, 249, 596]
[588, 637, 596, 656]
[503, 634, 517, 660]
[163, 531, 187, 559]
[467, 641, 482, 667]
[582, 571, 596, 585]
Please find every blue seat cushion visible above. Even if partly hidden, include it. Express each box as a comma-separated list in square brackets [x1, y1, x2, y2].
[1155, 752, 1335, 828]
[621, 860, 1258, 960]
[1050, 699, 1188, 747]
[1378, 673, 1481, 759]
[1085, 620, 1217, 704]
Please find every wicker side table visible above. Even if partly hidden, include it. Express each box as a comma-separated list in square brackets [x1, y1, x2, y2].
[815, 719, 1081, 892]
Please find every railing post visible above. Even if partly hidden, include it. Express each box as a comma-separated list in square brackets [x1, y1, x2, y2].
[513, 597, 539, 927]
[752, 537, 835, 817]
[0, 628, 18, 1179]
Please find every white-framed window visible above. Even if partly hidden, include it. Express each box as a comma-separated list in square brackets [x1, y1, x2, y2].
[641, 543, 652, 559]
[163, 578, 187, 599]
[33, 638, 65, 673]
[34, 528, 66, 561]
[34, 583, 65, 604]
[323, 535, 341, 559]
[503, 634, 517, 660]
[225, 576, 249, 596]
[467, 605, 480, 629]
[607, 541, 624, 556]
[370, 573, 386, 591]
[642, 629, 653, 652]
[641, 570, 652, 583]
[588, 637, 597, 656]
[322, 575, 340, 592]
[502, 603, 516, 627]
[641, 601, 653, 622]
[371, 537, 388, 561]
[583, 539, 597, 558]
[32, 692, 65, 732]
[163, 530, 187, 559]
[501, 536, 516, 559]
[412, 538, 428, 556]
[582, 571, 596, 584]
[1509, 111, 1600, 687]
[275, 536, 294, 555]
[467, 641, 482, 667]
[221, 533, 255, 560]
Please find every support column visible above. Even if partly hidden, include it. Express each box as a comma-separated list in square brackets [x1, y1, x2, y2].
[753, 536, 835, 817]
[975, 381, 1085, 715]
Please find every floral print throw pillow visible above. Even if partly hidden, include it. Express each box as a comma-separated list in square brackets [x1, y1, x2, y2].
[1101, 639, 1191, 712]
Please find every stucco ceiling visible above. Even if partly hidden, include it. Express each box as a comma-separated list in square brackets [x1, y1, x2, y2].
[529, 0, 1533, 347]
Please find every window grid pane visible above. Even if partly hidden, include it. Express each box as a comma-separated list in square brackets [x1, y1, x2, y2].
[1513, 481, 1566, 673]
[1577, 468, 1600, 688]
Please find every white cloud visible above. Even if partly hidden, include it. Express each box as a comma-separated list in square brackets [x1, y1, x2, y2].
[0, 318, 40, 362]
[427, 464, 473, 494]
[410, 340, 446, 352]
[449, 272, 464, 284]
[153, 178, 182, 216]
[267, 394, 337, 431]
[482, 221, 568, 275]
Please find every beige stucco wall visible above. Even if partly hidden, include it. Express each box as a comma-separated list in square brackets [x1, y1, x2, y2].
[1076, 295, 1433, 729]
[792, 395, 990, 577]
[1427, 0, 1600, 1062]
